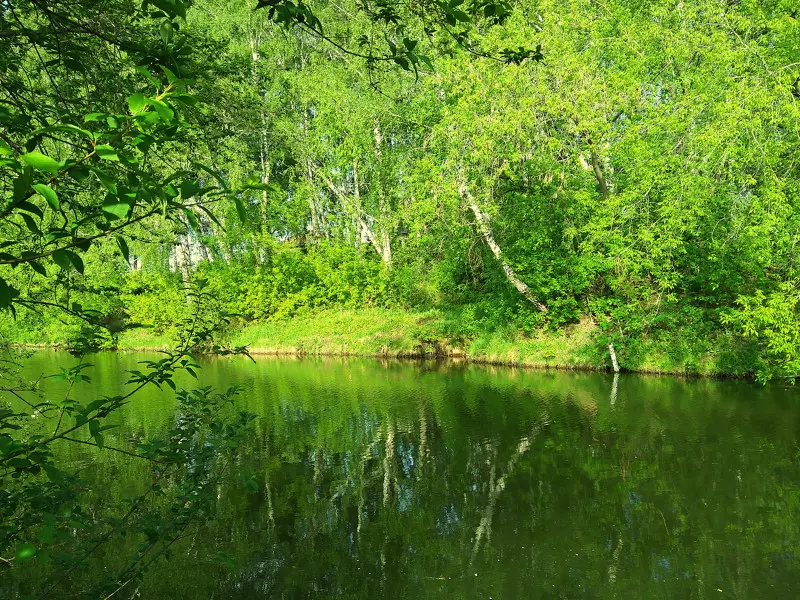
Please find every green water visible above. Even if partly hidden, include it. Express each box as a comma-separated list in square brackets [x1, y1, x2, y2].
[5, 352, 800, 598]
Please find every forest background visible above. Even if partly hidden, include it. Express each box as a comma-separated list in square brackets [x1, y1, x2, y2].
[2, 0, 799, 382]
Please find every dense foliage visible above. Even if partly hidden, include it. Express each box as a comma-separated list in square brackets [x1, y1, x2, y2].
[0, 0, 547, 595]
[1, 0, 799, 595]
[3, 0, 797, 382]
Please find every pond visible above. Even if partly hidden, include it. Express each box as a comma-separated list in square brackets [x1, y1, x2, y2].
[4, 352, 800, 598]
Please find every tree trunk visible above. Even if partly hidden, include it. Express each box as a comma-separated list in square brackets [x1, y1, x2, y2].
[459, 182, 548, 313]
[373, 121, 392, 265]
[318, 165, 386, 260]
[305, 161, 323, 239]
[249, 29, 271, 220]
[590, 151, 610, 199]
[608, 342, 620, 373]
[175, 232, 192, 304]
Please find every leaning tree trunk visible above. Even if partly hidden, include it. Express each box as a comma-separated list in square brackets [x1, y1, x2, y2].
[318, 164, 387, 261]
[459, 183, 548, 313]
[589, 147, 623, 372]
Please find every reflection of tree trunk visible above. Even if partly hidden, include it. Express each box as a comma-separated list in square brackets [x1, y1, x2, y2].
[470, 444, 498, 566]
[313, 448, 324, 500]
[469, 423, 544, 567]
[459, 182, 547, 313]
[265, 481, 275, 530]
[610, 372, 619, 406]
[608, 537, 622, 583]
[357, 458, 365, 539]
[357, 426, 384, 542]
[417, 404, 428, 480]
[380, 421, 395, 589]
[383, 420, 395, 506]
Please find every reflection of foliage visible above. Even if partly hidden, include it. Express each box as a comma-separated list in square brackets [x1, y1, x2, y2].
[17, 362, 784, 599]
[4, 360, 800, 597]
[0, 280, 254, 598]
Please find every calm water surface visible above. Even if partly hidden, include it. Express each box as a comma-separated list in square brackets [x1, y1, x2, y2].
[5, 352, 800, 598]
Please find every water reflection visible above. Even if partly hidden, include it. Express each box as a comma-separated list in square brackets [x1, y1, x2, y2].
[5, 354, 800, 598]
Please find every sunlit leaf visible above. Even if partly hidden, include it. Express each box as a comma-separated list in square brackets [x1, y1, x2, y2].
[32, 183, 59, 211]
[102, 198, 131, 220]
[22, 152, 61, 174]
[95, 145, 119, 161]
[128, 93, 147, 114]
[15, 543, 36, 562]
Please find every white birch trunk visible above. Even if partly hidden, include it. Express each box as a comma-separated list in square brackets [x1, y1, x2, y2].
[459, 182, 548, 313]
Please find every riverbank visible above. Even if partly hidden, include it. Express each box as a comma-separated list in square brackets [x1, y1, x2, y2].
[113, 308, 753, 378]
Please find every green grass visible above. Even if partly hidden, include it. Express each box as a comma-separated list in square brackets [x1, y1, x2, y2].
[8, 306, 756, 377]
[221, 308, 756, 376]
[116, 328, 174, 351]
[231, 308, 448, 357]
[227, 308, 612, 370]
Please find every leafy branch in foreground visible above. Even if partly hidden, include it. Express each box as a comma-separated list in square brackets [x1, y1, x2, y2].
[0, 280, 256, 598]
[256, 0, 543, 75]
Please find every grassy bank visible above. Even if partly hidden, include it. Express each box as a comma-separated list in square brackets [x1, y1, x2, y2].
[112, 307, 754, 377]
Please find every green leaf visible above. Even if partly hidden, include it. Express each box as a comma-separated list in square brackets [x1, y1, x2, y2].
[29, 260, 47, 276]
[32, 183, 59, 211]
[91, 169, 117, 194]
[94, 145, 119, 161]
[234, 197, 247, 224]
[52, 249, 71, 271]
[15, 543, 36, 562]
[115, 235, 130, 262]
[0, 139, 12, 156]
[21, 213, 40, 235]
[159, 21, 174, 44]
[12, 176, 29, 202]
[33, 124, 93, 139]
[171, 94, 198, 107]
[44, 230, 70, 243]
[66, 251, 84, 274]
[180, 179, 200, 199]
[17, 201, 44, 219]
[147, 98, 174, 122]
[160, 65, 178, 84]
[102, 197, 131, 220]
[0, 278, 14, 308]
[128, 93, 147, 114]
[22, 152, 61, 174]
[183, 208, 200, 232]
[136, 65, 159, 86]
